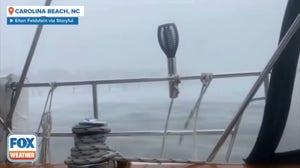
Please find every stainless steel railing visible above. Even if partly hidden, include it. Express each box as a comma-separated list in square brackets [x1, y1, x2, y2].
[18, 71, 262, 120]
[38, 129, 228, 137]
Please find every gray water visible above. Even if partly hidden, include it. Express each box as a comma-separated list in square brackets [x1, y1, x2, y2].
[28, 89, 264, 163]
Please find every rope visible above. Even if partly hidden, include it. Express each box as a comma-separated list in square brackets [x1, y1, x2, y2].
[37, 82, 56, 163]
[178, 73, 212, 159]
[113, 156, 205, 164]
[36, 82, 56, 133]
[65, 120, 123, 167]
[159, 75, 180, 157]
[192, 73, 212, 159]
[170, 75, 181, 98]
[160, 98, 175, 158]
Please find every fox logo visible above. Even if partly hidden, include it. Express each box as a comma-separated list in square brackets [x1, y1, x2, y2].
[7, 134, 38, 162]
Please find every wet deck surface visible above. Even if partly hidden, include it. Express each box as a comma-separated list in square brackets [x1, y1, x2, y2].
[1, 163, 300, 168]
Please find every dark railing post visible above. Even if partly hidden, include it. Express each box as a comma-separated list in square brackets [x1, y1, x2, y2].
[92, 84, 99, 119]
[263, 75, 270, 97]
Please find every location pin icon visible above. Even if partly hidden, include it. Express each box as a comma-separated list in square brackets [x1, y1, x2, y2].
[8, 7, 14, 15]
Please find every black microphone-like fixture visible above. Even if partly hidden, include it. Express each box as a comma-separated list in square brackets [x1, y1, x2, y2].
[158, 23, 179, 98]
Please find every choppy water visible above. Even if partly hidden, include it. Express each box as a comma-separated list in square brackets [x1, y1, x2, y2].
[27, 87, 264, 163]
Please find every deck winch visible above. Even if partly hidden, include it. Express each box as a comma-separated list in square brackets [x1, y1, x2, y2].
[65, 119, 121, 168]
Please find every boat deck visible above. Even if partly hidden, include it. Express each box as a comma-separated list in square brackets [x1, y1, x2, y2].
[1, 163, 300, 168]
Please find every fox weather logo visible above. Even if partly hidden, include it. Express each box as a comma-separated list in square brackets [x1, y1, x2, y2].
[7, 134, 38, 162]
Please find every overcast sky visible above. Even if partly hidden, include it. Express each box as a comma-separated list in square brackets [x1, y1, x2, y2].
[0, 0, 289, 101]
[0, 0, 287, 75]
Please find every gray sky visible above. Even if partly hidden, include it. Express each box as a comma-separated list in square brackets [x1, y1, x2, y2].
[0, 0, 288, 101]
[1, 0, 287, 74]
